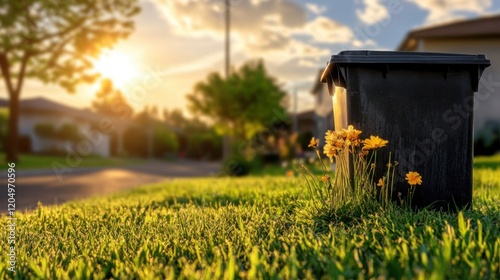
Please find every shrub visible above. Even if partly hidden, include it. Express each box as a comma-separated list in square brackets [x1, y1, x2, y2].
[123, 125, 178, 158]
[298, 131, 314, 150]
[223, 155, 251, 176]
[56, 123, 82, 142]
[153, 126, 178, 157]
[34, 123, 57, 139]
[186, 133, 222, 160]
[123, 125, 147, 157]
[474, 121, 500, 156]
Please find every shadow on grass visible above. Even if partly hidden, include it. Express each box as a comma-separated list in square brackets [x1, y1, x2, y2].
[307, 198, 500, 237]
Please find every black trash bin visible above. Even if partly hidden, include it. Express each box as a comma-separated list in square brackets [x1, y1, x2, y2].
[320, 50, 491, 210]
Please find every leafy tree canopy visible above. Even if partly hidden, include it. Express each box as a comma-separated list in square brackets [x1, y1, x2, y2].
[187, 60, 288, 140]
[0, 0, 140, 162]
[92, 78, 134, 120]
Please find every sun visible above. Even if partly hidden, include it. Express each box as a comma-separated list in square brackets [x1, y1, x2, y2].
[93, 50, 139, 88]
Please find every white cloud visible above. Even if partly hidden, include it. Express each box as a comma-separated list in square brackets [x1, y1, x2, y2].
[305, 3, 327, 15]
[297, 58, 319, 68]
[149, 0, 350, 63]
[356, 0, 389, 25]
[408, 0, 492, 23]
[152, 0, 305, 38]
[300, 16, 355, 44]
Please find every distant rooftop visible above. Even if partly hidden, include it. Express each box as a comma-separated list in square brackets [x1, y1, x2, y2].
[398, 14, 500, 51]
[1, 97, 108, 123]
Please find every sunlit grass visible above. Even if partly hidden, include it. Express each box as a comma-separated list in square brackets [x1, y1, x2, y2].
[1, 164, 499, 279]
[474, 153, 500, 169]
[0, 153, 143, 170]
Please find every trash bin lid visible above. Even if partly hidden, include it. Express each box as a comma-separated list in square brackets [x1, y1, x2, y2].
[321, 50, 491, 87]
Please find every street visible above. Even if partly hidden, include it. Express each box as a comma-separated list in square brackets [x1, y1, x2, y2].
[2, 160, 221, 212]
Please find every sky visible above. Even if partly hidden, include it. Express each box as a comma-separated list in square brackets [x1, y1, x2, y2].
[3, 0, 500, 115]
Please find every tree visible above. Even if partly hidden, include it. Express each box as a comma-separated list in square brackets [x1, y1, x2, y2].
[163, 108, 187, 130]
[153, 126, 178, 157]
[123, 106, 178, 158]
[187, 60, 288, 141]
[0, 0, 140, 162]
[92, 78, 134, 156]
[92, 78, 134, 119]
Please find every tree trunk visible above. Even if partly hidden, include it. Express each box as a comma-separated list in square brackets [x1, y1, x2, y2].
[6, 92, 19, 163]
[1, 51, 28, 163]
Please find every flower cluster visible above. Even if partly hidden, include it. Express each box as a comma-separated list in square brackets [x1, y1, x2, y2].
[321, 125, 389, 162]
[321, 125, 361, 162]
[305, 124, 424, 210]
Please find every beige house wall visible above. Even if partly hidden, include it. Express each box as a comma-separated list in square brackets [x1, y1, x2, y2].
[20, 113, 110, 157]
[419, 37, 500, 131]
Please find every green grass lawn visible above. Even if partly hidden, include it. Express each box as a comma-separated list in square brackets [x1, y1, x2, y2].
[474, 154, 500, 169]
[1, 165, 500, 279]
[0, 153, 143, 170]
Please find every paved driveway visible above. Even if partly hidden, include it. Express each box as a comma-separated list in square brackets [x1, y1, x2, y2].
[2, 160, 221, 212]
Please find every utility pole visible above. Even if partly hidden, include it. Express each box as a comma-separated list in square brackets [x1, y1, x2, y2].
[293, 87, 298, 133]
[222, 0, 231, 160]
[225, 0, 230, 78]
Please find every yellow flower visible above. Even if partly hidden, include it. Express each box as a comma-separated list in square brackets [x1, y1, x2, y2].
[321, 174, 330, 182]
[342, 125, 362, 141]
[325, 130, 340, 145]
[345, 139, 352, 147]
[352, 139, 361, 147]
[308, 137, 319, 148]
[377, 177, 385, 188]
[362, 136, 389, 150]
[323, 143, 338, 162]
[286, 170, 294, 177]
[405, 171, 422, 186]
[337, 130, 347, 140]
[334, 138, 345, 149]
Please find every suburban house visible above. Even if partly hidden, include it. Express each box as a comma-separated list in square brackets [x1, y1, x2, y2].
[310, 69, 334, 143]
[0, 97, 112, 157]
[397, 14, 500, 133]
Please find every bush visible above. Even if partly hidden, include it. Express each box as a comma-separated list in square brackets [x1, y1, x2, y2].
[223, 155, 251, 176]
[123, 125, 147, 157]
[186, 133, 222, 160]
[154, 126, 178, 157]
[298, 131, 314, 150]
[123, 125, 178, 158]
[57, 123, 82, 142]
[34, 123, 57, 139]
[474, 122, 500, 156]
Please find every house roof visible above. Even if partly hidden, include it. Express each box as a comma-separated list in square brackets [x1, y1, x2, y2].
[21, 97, 104, 122]
[2, 96, 182, 131]
[398, 14, 500, 51]
[1, 96, 119, 124]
